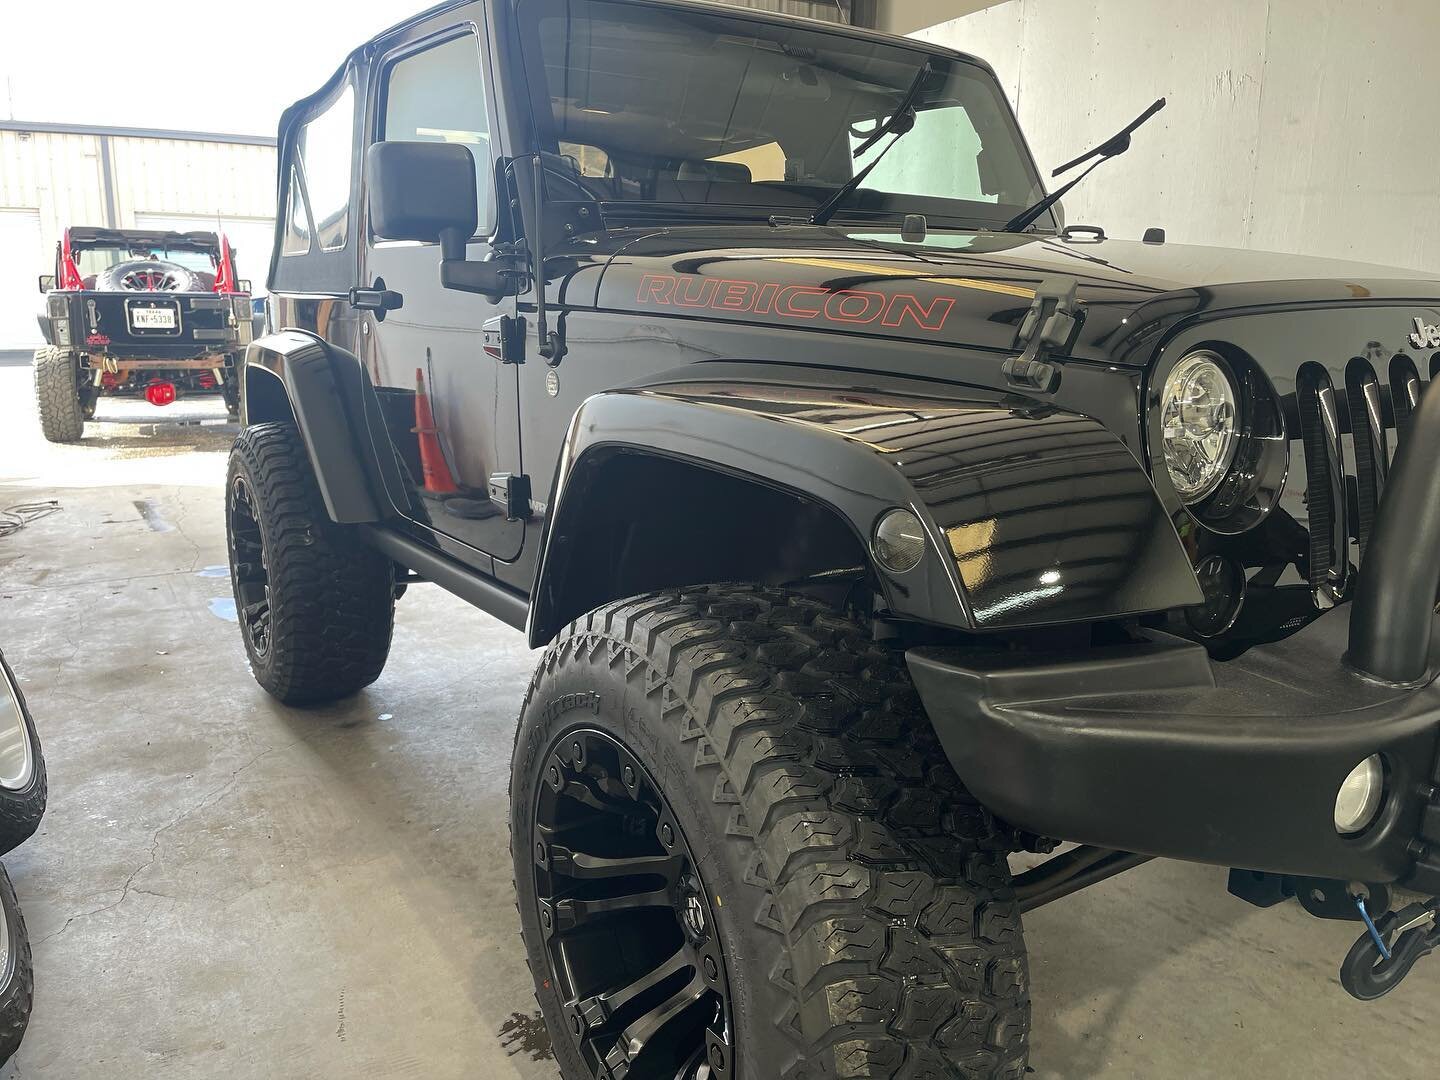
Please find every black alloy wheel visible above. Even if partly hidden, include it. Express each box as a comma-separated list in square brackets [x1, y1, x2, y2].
[531, 727, 733, 1080]
[227, 474, 272, 661]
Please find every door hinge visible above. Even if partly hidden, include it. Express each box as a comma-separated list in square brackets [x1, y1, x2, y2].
[1002, 275, 1082, 394]
[488, 472, 531, 521]
[483, 314, 527, 364]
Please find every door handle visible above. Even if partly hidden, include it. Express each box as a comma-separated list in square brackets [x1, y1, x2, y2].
[348, 278, 404, 320]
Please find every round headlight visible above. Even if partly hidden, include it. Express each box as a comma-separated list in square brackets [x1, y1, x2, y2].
[873, 508, 926, 574]
[1334, 755, 1385, 835]
[1160, 352, 1239, 504]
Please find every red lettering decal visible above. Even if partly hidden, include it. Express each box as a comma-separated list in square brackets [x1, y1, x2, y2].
[637, 274, 676, 305]
[675, 276, 719, 307]
[882, 293, 956, 333]
[713, 280, 758, 311]
[824, 289, 886, 324]
[755, 283, 778, 314]
[775, 285, 828, 320]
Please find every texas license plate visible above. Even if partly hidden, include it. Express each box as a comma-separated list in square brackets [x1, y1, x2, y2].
[130, 305, 177, 330]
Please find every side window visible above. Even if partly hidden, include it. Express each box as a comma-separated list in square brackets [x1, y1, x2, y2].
[298, 86, 356, 251]
[281, 164, 313, 256]
[382, 33, 494, 235]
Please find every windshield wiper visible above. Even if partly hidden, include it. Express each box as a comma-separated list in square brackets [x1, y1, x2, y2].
[807, 60, 932, 227]
[1002, 97, 1166, 234]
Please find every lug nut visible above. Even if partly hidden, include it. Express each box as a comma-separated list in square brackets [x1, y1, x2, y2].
[541, 909, 552, 929]
[549, 765, 561, 785]
[709, 1044, 725, 1071]
[661, 823, 675, 846]
[623, 766, 635, 786]
[704, 956, 718, 980]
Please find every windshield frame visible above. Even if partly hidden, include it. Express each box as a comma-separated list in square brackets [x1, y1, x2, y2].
[515, 0, 1060, 233]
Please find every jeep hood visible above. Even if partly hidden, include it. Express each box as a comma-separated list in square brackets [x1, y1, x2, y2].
[583, 226, 1440, 367]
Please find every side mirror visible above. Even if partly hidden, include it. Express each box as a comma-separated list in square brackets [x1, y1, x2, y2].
[367, 140, 478, 258]
[37, 274, 55, 293]
[237, 279, 252, 294]
[365, 141, 517, 301]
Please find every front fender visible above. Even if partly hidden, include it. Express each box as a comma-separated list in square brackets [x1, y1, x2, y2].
[530, 380, 1201, 645]
[242, 331, 384, 524]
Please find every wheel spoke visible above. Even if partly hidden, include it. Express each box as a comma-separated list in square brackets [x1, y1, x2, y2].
[559, 773, 634, 816]
[551, 847, 682, 884]
[607, 969, 709, 1073]
[554, 886, 672, 932]
[575, 943, 694, 1029]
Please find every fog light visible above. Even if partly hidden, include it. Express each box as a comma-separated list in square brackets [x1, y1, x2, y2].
[1335, 755, 1385, 835]
[873, 508, 926, 573]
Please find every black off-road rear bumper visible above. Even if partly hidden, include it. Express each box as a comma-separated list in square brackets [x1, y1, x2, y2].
[909, 371, 1440, 894]
[908, 611, 1440, 890]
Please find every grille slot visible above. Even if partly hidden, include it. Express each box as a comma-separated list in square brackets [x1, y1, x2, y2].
[1295, 363, 1351, 604]
[1345, 358, 1389, 558]
[1390, 354, 1422, 443]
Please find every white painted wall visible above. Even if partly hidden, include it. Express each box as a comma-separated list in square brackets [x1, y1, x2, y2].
[916, 0, 1440, 272]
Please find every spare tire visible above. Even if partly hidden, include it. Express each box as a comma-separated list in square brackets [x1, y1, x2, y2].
[97, 258, 201, 293]
[0, 653, 46, 857]
[0, 864, 33, 1067]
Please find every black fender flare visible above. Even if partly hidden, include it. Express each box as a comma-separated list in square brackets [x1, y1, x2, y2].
[528, 380, 1202, 646]
[241, 330, 399, 524]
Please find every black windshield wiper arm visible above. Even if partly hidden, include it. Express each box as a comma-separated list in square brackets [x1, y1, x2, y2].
[1002, 97, 1166, 234]
[807, 60, 932, 227]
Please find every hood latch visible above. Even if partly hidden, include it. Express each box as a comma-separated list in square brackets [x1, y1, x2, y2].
[1002, 275, 1082, 394]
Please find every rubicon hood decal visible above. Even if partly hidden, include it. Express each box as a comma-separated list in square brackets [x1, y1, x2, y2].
[636, 271, 960, 334]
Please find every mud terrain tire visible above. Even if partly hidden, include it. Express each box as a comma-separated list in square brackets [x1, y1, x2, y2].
[0, 864, 32, 1065]
[225, 422, 395, 705]
[32, 347, 85, 443]
[512, 585, 1030, 1080]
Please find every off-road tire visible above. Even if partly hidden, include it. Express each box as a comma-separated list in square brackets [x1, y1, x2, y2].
[32, 346, 85, 443]
[0, 864, 33, 1065]
[512, 585, 1030, 1080]
[0, 652, 48, 857]
[226, 422, 394, 705]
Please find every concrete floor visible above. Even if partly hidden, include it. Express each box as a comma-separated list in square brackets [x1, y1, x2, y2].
[0, 357, 1436, 1078]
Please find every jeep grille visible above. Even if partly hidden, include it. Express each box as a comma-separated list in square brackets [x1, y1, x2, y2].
[1294, 352, 1431, 606]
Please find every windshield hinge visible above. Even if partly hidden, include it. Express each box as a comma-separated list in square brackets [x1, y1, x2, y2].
[1002, 276, 1082, 394]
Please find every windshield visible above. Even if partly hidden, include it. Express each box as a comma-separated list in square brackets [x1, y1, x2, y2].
[523, 0, 1051, 229]
[74, 244, 218, 278]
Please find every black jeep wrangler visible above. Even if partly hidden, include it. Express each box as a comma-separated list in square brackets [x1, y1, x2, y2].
[227, 2, 1440, 1076]
[34, 227, 253, 441]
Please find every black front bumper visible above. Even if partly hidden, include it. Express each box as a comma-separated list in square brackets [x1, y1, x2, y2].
[908, 606, 1440, 890]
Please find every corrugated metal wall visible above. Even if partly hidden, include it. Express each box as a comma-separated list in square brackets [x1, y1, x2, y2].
[0, 129, 276, 348]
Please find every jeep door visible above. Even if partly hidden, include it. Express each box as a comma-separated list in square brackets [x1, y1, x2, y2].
[357, 6, 523, 567]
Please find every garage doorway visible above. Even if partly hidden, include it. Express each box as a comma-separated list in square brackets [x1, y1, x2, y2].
[0, 209, 45, 351]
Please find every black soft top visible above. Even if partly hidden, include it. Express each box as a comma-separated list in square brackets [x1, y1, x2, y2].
[68, 226, 220, 252]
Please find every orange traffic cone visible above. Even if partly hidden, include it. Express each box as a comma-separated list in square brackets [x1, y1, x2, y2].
[413, 367, 458, 494]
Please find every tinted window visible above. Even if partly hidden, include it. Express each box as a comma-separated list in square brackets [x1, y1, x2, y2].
[297, 86, 355, 252]
[383, 34, 494, 233]
[524, 0, 1048, 229]
[281, 164, 313, 256]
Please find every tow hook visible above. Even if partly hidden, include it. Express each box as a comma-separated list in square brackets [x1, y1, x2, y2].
[1340, 895, 1440, 1000]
